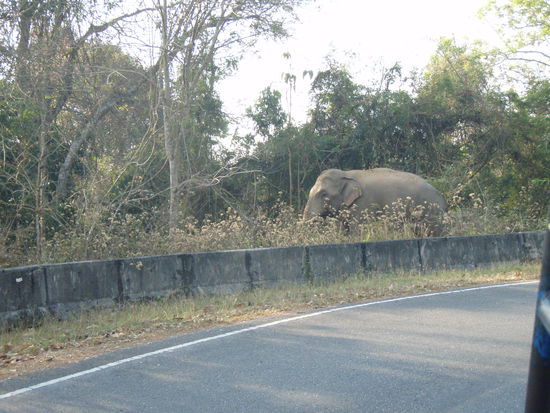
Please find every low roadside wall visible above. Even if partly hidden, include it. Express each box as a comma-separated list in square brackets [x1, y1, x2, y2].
[0, 231, 545, 328]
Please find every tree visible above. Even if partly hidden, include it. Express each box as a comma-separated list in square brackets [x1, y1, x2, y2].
[481, 0, 549, 67]
[53, 41, 152, 202]
[493, 79, 550, 216]
[245, 86, 295, 206]
[0, 0, 150, 256]
[152, 0, 308, 233]
[413, 36, 548, 218]
[246, 87, 287, 139]
[414, 38, 506, 174]
[309, 61, 363, 144]
[307, 61, 422, 172]
[0, 82, 39, 261]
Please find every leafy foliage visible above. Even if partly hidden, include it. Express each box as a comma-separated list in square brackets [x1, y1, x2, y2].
[0, 1, 548, 267]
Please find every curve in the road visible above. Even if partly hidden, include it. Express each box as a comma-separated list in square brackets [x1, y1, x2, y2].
[0, 280, 537, 401]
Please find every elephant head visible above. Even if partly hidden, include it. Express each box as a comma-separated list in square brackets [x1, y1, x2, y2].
[303, 169, 362, 221]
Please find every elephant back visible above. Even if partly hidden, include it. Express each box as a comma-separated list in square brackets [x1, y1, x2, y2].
[355, 168, 447, 214]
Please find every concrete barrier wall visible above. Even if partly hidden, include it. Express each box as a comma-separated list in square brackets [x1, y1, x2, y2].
[0, 231, 545, 328]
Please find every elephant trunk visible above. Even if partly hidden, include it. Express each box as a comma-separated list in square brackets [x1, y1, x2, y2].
[303, 197, 325, 222]
[302, 202, 313, 222]
[303, 198, 318, 222]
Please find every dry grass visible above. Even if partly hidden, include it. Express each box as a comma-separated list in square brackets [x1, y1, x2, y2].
[3, 201, 541, 268]
[0, 262, 541, 380]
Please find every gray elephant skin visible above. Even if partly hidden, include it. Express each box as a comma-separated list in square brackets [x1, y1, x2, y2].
[303, 168, 447, 236]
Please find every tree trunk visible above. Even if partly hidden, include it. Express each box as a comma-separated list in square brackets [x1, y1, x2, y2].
[35, 121, 48, 258]
[54, 79, 149, 201]
[296, 154, 301, 210]
[288, 146, 293, 206]
[160, 0, 180, 235]
[166, 147, 181, 233]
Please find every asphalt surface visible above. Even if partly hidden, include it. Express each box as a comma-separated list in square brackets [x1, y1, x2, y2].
[0, 282, 538, 412]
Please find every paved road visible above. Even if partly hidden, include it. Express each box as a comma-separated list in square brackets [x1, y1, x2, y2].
[0, 282, 538, 412]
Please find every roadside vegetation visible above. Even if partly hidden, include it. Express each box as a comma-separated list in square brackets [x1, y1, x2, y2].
[0, 262, 540, 380]
[5, 202, 544, 267]
[1, 0, 548, 268]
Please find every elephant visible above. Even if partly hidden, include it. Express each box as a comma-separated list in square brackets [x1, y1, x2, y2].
[303, 168, 447, 236]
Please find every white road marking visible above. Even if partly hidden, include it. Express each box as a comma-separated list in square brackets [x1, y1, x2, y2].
[0, 281, 538, 400]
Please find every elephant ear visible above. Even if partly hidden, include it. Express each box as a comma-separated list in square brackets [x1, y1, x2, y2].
[342, 178, 362, 207]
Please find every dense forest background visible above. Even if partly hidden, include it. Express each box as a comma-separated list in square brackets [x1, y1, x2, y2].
[1, 0, 548, 267]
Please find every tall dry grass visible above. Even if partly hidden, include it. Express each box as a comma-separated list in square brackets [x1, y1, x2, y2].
[3, 200, 545, 268]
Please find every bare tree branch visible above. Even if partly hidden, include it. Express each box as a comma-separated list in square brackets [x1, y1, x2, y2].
[175, 167, 261, 194]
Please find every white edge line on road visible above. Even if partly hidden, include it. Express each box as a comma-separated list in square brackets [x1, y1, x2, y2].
[0, 280, 538, 400]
